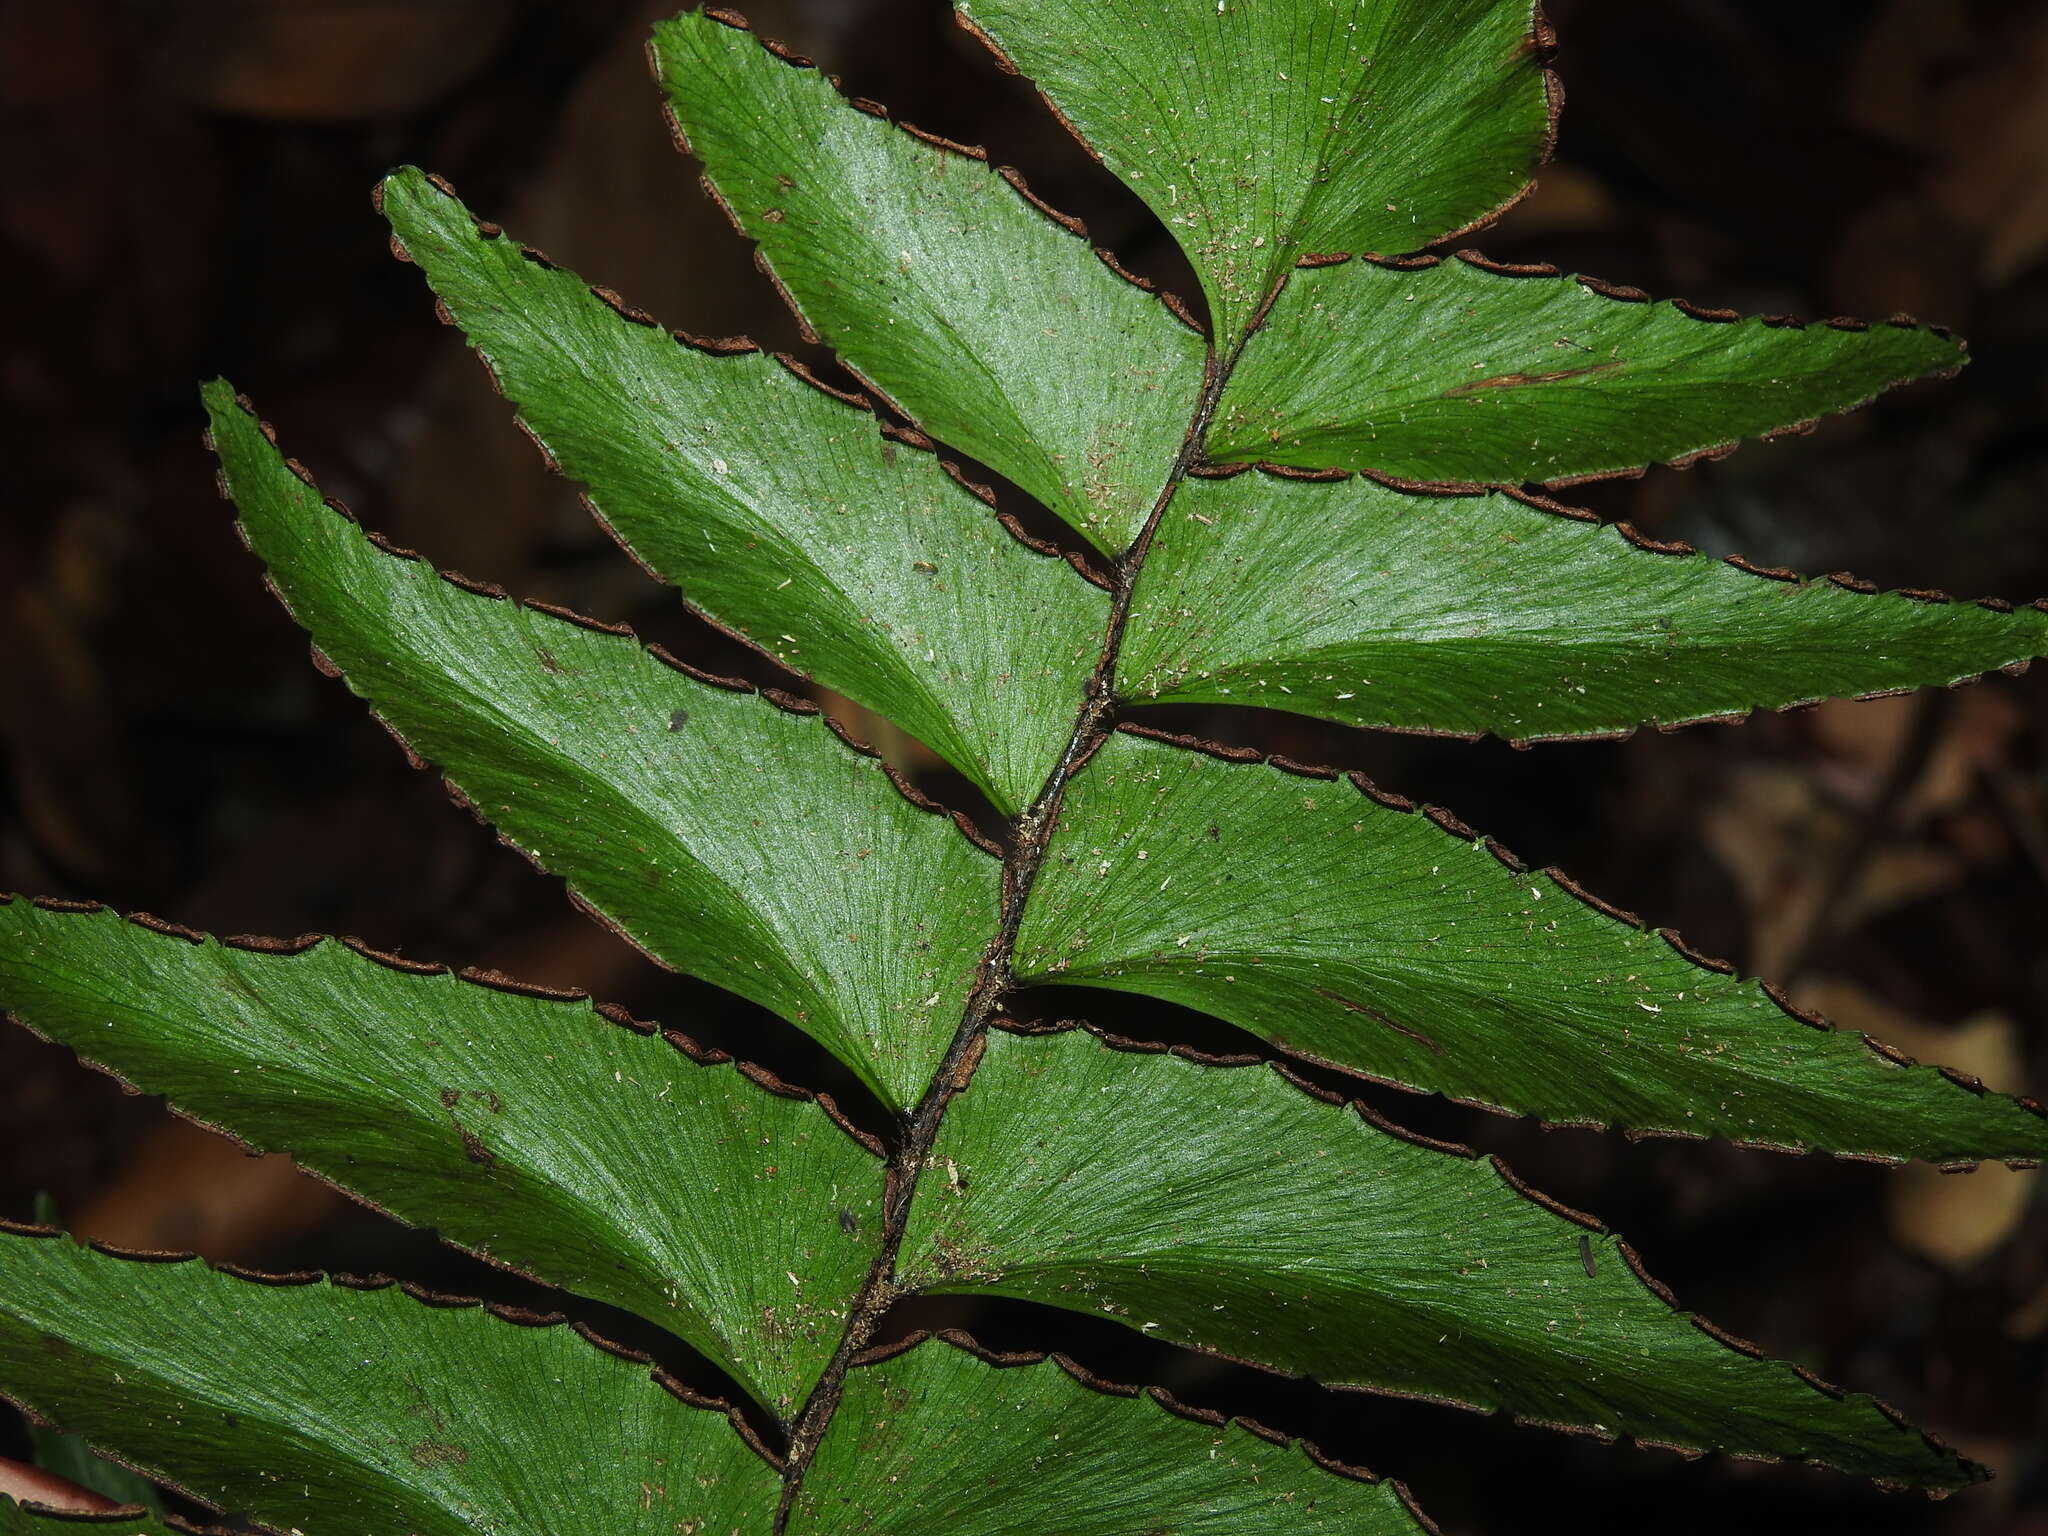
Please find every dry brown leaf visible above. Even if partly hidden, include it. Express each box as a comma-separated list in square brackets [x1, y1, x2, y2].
[1703, 758, 1960, 978]
[1846, 0, 2048, 284]
[149, 1, 516, 122]
[70, 1119, 338, 1263]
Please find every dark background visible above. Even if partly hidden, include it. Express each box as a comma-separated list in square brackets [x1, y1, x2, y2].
[3, 0, 2047, 1531]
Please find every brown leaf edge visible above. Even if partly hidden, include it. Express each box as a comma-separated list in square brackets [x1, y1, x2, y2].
[1059, 723, 2047, 1173]
[2, 897, 885, 1164]
[954, 2, 1562, 293]
[958, 1025, 1983, 1493]
[661, 0, 1212, 567]
[0, 1507, 209, 1531]
[1120, 474, 2046, 749]
[654, 6, 1204, 564]
[206, 391, 1004, 864]
[842, 1328, 1445, 1529]
[674, 7, 1209, 342]
[379, 171, 1113, 694]
[1217, 251, 1968, 489]
[0, 1507, 212, 1534]
[0, 1227, 784, 1526]
[0, 901, 888, 1370]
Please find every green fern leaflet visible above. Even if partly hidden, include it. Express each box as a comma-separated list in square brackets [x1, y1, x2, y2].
[3, 3, 2042, 1531]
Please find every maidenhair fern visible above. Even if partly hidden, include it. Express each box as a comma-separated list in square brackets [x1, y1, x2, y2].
[4, 4, 2045, 1531]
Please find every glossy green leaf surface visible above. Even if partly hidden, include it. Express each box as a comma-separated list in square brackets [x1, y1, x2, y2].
[1119, 470, 2048, 741]
[18, 1, 2021, 1521]
[0, 1234, 778, 1536]
[0, 1236, 1451, 1535]
[1214, 257, 1965, 483]
[204, 381, 998, 1111]
[380, 168, 1105, 812]
[899, 1030, 1975, 1489]
[954, 0, 1554, 337]
[789, 1333, 1428, 1533]
[0, 900, 881, 1419]
[1014, 731, 2048, 1165]
[653, 8, 1205, 552]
